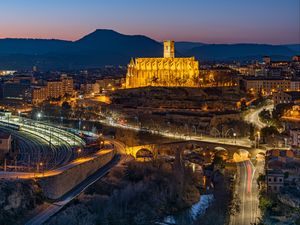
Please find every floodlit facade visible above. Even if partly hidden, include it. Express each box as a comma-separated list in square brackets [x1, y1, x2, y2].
[125, 40, 201, 88]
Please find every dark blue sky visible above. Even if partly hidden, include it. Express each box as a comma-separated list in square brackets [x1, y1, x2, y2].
[0, 0, 299, 44]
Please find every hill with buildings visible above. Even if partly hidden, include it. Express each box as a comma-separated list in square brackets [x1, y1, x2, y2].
[0, 29, 299, 70]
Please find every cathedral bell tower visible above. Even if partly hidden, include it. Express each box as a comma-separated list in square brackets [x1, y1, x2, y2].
[164, 40, 175, 58]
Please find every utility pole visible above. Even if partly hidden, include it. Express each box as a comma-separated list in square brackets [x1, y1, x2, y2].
[14, 158, 17, 171]
[4, 158, 6, 172]
[28, 154, 31, 172]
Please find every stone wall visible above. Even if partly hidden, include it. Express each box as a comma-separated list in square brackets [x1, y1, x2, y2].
[38, 149, 115, 199]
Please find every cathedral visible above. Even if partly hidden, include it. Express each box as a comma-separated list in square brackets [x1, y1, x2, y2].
[125, 40, 202, 88]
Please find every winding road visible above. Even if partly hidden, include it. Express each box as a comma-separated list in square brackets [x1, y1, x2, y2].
[244, 102, 274, 129]
[230, 160, 264, 225]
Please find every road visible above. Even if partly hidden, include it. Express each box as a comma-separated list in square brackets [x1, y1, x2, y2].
[103, 118, 252, 148]
[103, 115, 269, 224]
[24, 139, 127, 225]
[244, 102, 274, 129]
[230, 159, 264, 225]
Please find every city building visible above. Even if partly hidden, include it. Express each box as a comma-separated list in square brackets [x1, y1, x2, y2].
[273, 91, 300, 106]
[125, 40, 201, 88]
[31, 86, 48, 104]
[61, 74, 74, 96]
[292, 55, 300, 62]
[80, 83, 100, 96]
[290, 129, 300, 148]
[266, 169, 284, 193]
[290, 80, 300, 91]
[242, 77, 298, 95]
[46, 75, 74, 99]
[47, 80, 63, 99]
[0, 83, 32, 101]
[289, 105, 300, 117]
[96, 78, 123, 91]
[0, 70, 16, 76]
[265, 149, 300, 193]
[263, 56, 271, 65]
[12, 75, 36, 85]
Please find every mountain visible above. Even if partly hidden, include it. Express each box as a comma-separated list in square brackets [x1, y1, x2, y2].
[62, 29, 163, 68]
[174, 42, 205, 55]
[184, 44, 298, 61]
[284, 44, 300, 53]
[0, 29, 163, 70]
[0, 29, 299, 70]
[0, 39, 71, 55]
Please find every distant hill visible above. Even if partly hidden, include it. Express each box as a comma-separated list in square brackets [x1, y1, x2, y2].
[0, 29, 299, 70]
[0, 38, 71, 55]
[284, 44, 300, 53]
[184, 44, 298, 61]
[174, 42, 205, 55]
[0, 29, 162, 70]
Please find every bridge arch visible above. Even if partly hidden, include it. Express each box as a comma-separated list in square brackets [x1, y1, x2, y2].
[136, 148, 154, 160]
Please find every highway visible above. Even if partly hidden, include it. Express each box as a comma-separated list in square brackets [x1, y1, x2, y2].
[25, 139, 127, 225]
[230, 159, 264, 225]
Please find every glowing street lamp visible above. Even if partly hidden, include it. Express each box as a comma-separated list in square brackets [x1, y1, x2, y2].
[18, 110, 22, 122]
[77, 148, 82, 158]
[37, 112, 42, 121]
[256, 131, 261, 148]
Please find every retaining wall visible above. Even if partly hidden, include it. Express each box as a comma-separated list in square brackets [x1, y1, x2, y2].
[38, 149, 115, 199]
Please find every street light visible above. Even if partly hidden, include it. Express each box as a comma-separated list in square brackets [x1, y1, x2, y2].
[37, 112, 42, 121]
[39, 162, 44, 176]
[77, 148, 82, 158]
[256, 131, 260, 148]
[233, 132, 237, 144]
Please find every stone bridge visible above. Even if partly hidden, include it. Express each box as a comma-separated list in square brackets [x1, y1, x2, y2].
[126, 140, 253, 159]
[125, 141, 197, 158]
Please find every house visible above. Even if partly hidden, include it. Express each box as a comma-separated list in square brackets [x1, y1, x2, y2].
[266, 169, 284, 192]
[272, 91, 300, 106]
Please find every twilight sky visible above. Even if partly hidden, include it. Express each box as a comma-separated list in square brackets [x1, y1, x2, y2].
[0, 0, 299, 44]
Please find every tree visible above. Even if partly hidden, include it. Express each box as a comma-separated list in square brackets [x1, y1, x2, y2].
[261, 126, 279, 142]
[213, 155, 225, 168]
[240, 99, 247, 111]
[272, 103, 293, 120]
[62, 101, 71, 110]
[257, 173, 265, 188]
[259, 195, 272, 212]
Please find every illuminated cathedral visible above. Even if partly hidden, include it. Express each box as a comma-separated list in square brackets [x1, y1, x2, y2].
[125, 40, 202, 88]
